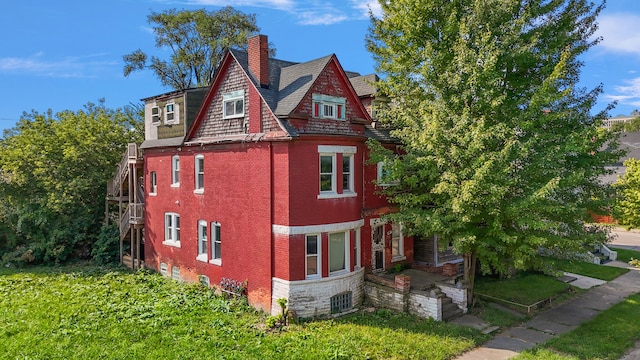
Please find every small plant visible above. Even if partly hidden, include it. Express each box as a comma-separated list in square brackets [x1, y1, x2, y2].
[629, 258, 640, 268]
[266, 298, 290, 330]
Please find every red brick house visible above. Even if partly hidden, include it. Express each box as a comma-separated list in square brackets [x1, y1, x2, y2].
[134, 35, 462, 317]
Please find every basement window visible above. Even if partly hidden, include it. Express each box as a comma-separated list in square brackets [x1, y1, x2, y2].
[330, 291, 352, 313]
[160, 262, 168, 276]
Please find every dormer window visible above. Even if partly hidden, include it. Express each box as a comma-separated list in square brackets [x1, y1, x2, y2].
[165, 102, 178, 124]
[312, 94, 346, 120]
[223, 90, 245, 119]
[151, 106, 160, 124]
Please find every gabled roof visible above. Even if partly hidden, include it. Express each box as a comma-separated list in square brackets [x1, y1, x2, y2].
[273, 54, 335, 116]
[186, 45, 374, 142]
[349, 74, 379, 98]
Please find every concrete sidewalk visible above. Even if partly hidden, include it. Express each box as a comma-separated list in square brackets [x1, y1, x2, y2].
[453, 261, 640, 360]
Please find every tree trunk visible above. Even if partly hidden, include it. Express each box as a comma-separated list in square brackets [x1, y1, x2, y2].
[463, 251, 477, 307]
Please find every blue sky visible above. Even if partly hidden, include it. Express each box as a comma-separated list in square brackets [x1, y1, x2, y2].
[1, 1, 639, 133]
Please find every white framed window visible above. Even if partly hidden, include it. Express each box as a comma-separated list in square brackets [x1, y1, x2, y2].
[329, 231, 350, 274]
[151, 106, 160, 124]
[318, 145, 357, 199]
[210, 222, 221, 266]
[391, 223, 405, 260]
[149, 171, 157, 195]
[377, 161, 399, 186]
[319, 154, 335, 193]
[165, 102, 178, 124]
[197, 220, 208, 262]
[223, 90, 245, 119]
[194, 154, 204, 192]
[305, 234, 321, 279]
[171, 155, 180, 187]
[342, 154, 354, 192]
[312, 94, 346, 120]
[163, 213, 180, 247]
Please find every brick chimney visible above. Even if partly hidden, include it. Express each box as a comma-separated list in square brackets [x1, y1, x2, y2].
[248, 34, 269, 88]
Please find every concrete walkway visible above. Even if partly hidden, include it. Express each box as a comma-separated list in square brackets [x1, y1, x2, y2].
[453, 261, 640, 360]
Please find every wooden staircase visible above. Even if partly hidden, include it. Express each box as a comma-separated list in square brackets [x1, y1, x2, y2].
[106, 143, 144, 269]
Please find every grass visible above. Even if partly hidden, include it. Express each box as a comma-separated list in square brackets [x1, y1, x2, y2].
[551, 258, 629, 281]
[469, 302, 526, 329]
[515, 293, 640, 360]
[0, 264, 489, 360]
[475, 272, 572, 307]
[611, 247, 640, 263]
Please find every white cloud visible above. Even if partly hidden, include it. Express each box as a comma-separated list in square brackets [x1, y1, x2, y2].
[0, 53, 116, 78]
[154, 0, 359, 26]
[298, 10, 347, 25]
[605, 77, 640, 107]
[170, 0, 296, 11]
[350, 0, 382, 19]
[596, 14, 640, 56]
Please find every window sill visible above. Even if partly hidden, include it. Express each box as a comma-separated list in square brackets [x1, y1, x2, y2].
[209, 259, 222, 266]
[163, 240, 181, 248]
[223, 114, 244, 120]
[149, 192, 157, 197]
[193, 189, 204, 195]
[171, 183, 180, 188]
[392, 255, 406, 262]
[317, 192, 357, 200]
[196, 254, 208, 263]
[305, 274, 321, 280]
[329, 269, 349, 277]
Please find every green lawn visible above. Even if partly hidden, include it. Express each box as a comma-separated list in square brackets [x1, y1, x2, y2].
[551, 258, 629, 281]
[611, 247, 640, 263]
[0, 264, 489, 360]
[515, 293, 640, 360]
[475, 272, 572, 307]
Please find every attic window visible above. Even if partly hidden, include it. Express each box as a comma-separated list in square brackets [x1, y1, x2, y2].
[165, 102, 178, 124]
[151, 106, 160, 124]
[223, 90, 245, 119]
[313, 94, 346, 120]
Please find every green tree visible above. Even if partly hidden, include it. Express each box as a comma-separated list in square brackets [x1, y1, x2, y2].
[613, 158, 640, 229]
[0, 101, 143, 265]
[123, 7, 263, 90]
[367, 0, 621, 303]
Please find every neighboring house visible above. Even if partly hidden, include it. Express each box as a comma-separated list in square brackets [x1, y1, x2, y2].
[112, 35, 462, 317]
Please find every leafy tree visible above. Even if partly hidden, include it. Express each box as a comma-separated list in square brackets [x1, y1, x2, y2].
[367, 0, 621, 303]
[123, 7, 264, 90]
[613, 158, 640, 229]
[0, 101, 143, 265]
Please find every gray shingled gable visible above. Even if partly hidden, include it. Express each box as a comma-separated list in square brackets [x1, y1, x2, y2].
[274, 54, 336, 116]
[228, 49, 365, 118]
[350, 74, 379, 97]
[228, 49, 297, 112]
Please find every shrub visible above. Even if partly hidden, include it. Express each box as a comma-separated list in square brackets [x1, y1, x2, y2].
[91, 224, 120, 265]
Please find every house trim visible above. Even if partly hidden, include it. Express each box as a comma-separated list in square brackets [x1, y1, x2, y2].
[272, 219, 364, 235]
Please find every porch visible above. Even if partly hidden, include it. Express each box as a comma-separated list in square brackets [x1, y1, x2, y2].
[364, 268, 467, 321]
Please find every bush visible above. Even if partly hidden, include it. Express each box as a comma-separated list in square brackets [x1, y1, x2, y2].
[91, 224, 120, 265]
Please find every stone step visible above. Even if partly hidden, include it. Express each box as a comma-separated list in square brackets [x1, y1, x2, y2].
[442, 301, 463, 321]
